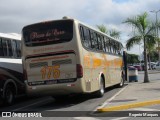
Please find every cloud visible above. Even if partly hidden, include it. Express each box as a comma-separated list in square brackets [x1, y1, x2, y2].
[0, 0, 159, 51]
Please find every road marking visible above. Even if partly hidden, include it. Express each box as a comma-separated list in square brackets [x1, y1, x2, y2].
[97, 99, 160, 112]
[74, 117, 100, 120]
[12, 98, 51, 111]
[111, 117, 129, 120]
[94, 85, 128, 111]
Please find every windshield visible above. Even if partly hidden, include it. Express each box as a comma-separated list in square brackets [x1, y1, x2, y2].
[22, 20, 73, 46]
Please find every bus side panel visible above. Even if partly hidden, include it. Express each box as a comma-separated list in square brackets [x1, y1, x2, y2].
[82, 48, 123, 93]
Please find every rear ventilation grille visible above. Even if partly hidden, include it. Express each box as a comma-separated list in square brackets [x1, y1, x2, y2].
[30, 62, 48, 68]
[52, 59, 72, 65]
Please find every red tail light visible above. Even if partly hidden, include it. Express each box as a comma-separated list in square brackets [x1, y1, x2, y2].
[76, 64, 83, 78]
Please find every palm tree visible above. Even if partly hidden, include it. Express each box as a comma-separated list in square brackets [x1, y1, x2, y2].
[123, 12, 160, 83]
[146, 38, 156, 69]
[96, 24, 121, 39]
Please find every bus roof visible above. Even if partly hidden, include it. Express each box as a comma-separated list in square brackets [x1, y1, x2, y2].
[72, 18, 122, 44]
[22, 16, 123, 45]
[64, 17, 122, 44]
[0, 33, 21, 40]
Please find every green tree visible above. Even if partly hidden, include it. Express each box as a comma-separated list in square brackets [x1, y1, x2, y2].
[127, 53, 139, 64]
[149, 51, 158, 62]
[123, 12, 160, 83]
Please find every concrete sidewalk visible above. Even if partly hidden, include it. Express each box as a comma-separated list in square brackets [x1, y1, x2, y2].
[139, 70, 160, 74]
[97, 80, 160, 112]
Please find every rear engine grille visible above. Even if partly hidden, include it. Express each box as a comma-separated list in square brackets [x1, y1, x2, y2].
[30, 62, 48, 68]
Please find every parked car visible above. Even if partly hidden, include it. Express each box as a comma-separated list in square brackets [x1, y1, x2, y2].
[128, 66, 137, 70]
[133, 65, 142, 71]
[155, 62, 160, 70]
[150, 62, 157, 69]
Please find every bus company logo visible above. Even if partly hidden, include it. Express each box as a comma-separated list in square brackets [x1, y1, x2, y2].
[2, 112, 11, 117]
[30, 29, 65, 40]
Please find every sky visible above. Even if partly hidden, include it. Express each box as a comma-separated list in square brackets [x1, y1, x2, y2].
[0, 0, 160, 54]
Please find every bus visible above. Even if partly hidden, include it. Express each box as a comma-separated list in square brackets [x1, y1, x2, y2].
[0, 33, 25, 105]
[22, 17, 124, 99]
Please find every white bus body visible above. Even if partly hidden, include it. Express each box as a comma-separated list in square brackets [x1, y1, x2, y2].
[0, 33, 25, 105]
[22, 18, 124, 97]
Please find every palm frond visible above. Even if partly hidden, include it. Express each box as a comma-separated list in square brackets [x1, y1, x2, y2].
[137, 12, 149, 32]
[145, 35, 156, 45]
[126, 36, 142, 50]
[146, 22, 157, 35]
[123, 17, 143, 35]
[145, 35, 156, 52]
[123, 17, 139, 28]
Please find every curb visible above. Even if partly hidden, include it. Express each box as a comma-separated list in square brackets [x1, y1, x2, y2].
[97, 99, 160, 112]
[138, 71, 160, 74]
[148, 72, 160, 74]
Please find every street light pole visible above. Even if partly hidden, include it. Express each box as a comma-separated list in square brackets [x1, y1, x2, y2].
[150, 10, 160, 61]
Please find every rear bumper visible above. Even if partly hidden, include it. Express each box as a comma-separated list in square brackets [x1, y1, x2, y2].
[25, 79, 85, 96]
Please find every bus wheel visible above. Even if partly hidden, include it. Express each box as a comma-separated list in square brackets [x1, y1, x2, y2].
[96, 77, 105, 97]
[4, 84, 15, 105]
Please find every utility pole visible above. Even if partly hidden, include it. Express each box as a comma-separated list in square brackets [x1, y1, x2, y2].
[150, 10, 160, 61]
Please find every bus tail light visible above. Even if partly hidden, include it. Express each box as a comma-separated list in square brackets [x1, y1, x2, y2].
[76, 64, 83, 78]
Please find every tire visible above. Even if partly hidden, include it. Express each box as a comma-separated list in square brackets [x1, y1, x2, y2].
[4, 84, 15, 105]
[95, 77, 105, 98]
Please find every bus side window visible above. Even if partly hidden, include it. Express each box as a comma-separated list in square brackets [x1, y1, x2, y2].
[2, 38, 8, 57]
[93, 32, 98, 50]
[80, 26, 85, 41]
[104, 37, 109, 53]
[109, 39, 112, 53]
[110, 40, 115, 54]
[90, 30, 95, 49]
[97, 34, 103, 51]
[80, 26, 91, 49]
[113, 41, 116, 54]
[12, 40, 17, 58]
[102, 36, 106, 52]
[0, 38, 3, 56]
[7, 39, 13, 57]
[83, 27, 91, 48]
[118, 43, 123, 56]
[116, 42, 121, 55]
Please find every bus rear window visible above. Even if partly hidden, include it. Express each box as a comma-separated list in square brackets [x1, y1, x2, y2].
[22, 20, 73, 46]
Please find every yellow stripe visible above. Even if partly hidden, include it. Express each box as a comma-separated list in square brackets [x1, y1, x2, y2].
[97, 99, 160, 112]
